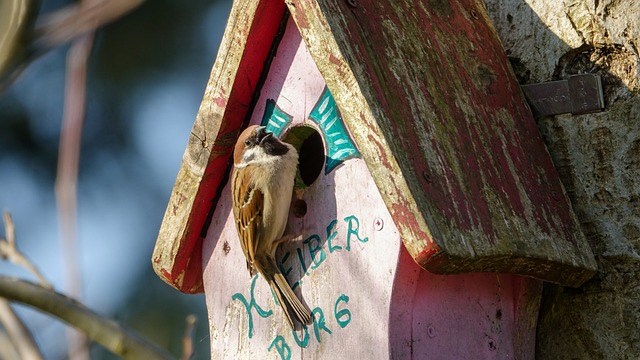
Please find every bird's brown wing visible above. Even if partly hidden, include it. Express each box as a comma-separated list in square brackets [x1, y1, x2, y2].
[232, 166, 264, 276]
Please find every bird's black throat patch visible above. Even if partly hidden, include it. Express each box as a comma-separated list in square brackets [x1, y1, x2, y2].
[262, 138, 289, 156]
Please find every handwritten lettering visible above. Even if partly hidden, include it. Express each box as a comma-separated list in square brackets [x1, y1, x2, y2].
[268, 294, 352, 359]
[304, 234, 326, 269]
[292, 325, 309, 348]
[311, 307, 333, 343]
[232, 214, 368, 358]
[334, 294, 351, 328]
[231, 275, 273, 338]
[268, 336, 291, 360]
[344, 215, 368, 250]
[326, 219, 341, 253]
[280, 215, 369, 290]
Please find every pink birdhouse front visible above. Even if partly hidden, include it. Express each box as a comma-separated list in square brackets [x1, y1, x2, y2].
[152, 0, 598, 358]
[201, 15, 539, 360]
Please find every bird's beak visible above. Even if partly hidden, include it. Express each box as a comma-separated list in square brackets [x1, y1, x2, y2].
[255, 126, 273, 144]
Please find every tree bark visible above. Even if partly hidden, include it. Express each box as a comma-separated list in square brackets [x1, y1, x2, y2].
[484, 0, 640, 358]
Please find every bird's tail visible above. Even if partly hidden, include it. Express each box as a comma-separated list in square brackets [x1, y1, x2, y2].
[259, 257, 311, 329]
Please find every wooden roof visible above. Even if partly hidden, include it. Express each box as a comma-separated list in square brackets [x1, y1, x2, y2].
[152, 0, 596, 293]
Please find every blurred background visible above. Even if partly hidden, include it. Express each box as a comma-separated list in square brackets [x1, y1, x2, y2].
[0, 0, 233, 358]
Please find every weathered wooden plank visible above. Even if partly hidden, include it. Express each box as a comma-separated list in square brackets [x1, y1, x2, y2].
[151, 0, 287, 293]
[287, 0, 597, 286]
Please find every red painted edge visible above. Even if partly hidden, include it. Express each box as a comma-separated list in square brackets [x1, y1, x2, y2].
[164, 0, 287, 294]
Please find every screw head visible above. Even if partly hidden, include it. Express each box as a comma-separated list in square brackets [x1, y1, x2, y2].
[374, 218, 384, 231]
[422, 170, 432, 183]
[222, 241, 231, 255]
[427, 325, 436, 338]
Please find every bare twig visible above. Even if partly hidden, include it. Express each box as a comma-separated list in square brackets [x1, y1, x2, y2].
[0, 277, 175, 360]
[36, 0, 145, 51]
[0, 212, 45, 359]
[53, 2, 143, 358]
[0, 299, 44, 360]
[0, 212, 51, 289]
[1, 0, 144, 92]
[180, 315, 197, 360]
[56, 28, 92, 360]
[0, 328, 20, 360]
[55, 2, 102, 358]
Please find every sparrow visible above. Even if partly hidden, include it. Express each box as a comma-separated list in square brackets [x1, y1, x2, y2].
[231, 125, 311, 328]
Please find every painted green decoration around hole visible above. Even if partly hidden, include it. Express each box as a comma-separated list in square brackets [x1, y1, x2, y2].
[261, 99, 292, 138]
[261, 87, 360, 176]
[308, 86, 360, 174]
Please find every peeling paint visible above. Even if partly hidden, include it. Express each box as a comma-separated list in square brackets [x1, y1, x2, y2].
[289, 0, 595, 286]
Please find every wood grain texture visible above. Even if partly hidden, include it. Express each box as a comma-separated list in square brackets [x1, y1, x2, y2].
[287, 0, 597, 287]
[151, 0, 287, 293]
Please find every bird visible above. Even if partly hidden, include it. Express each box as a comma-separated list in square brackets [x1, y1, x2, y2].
[231, 125, 311, 329]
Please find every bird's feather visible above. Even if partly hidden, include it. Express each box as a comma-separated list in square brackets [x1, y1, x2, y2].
[232, 166, 263, 276]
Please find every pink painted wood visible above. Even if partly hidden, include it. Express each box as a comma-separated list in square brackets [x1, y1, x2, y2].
[202, 18, 541, 359]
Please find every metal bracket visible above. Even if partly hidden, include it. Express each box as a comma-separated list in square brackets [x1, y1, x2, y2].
[521, 74, 605, 118]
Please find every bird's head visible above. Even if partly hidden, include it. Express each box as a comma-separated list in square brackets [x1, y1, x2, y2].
[234, 125, 292, 166]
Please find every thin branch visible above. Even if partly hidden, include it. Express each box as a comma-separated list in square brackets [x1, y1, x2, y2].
[180, 315, 197, 360]
[0, 277, 175, 360]
[0, 327, 20, 359]
[0, 212, 51, 288]
[1, 0, 144, 92]
[52, 2, 142, 358]
[55, 2, 99, 359]
[0, 299, 44, 360]
[35, 0, 145, 51]
[0, 212, 45, 359]
[3, 212, 14, 247]
[56, 18, 93, 305]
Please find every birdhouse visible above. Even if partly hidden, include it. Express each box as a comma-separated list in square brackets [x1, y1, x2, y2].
[152, 0, 597, 358]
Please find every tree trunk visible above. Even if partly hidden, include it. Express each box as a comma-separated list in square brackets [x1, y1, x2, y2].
[484, 0, 640, 358]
